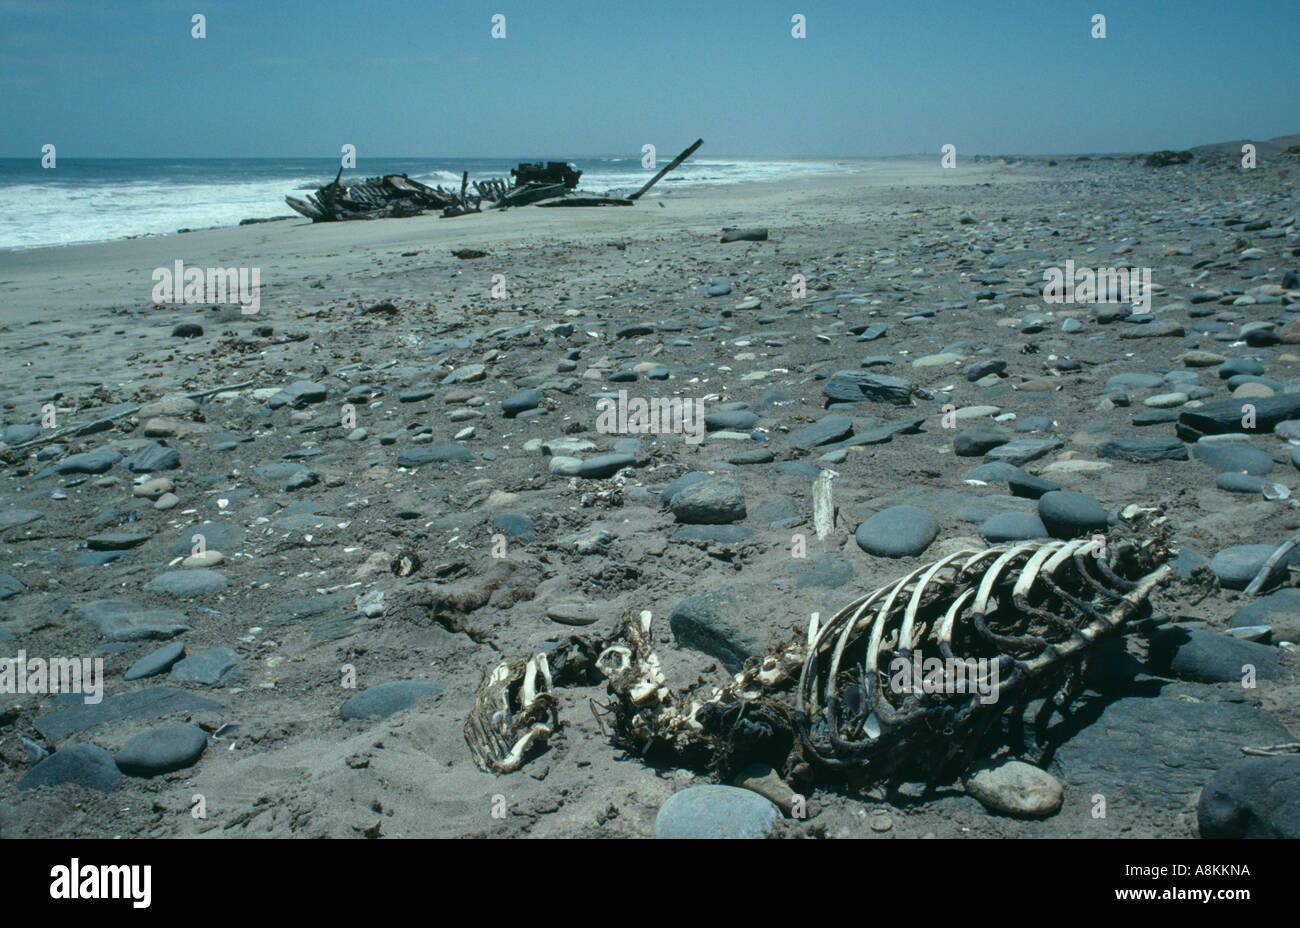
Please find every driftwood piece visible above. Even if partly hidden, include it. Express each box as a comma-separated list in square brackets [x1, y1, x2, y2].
[628, 138, 703, 201]
[1243, 531, 1300, 596]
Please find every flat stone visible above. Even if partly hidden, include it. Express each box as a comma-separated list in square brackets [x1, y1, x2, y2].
[33, 686, 221, 741]
[123, 641, 186, 681]
[0, 509, 43, 532]
[704, 410, 759, 432]
[339, 680, 446, 720]
[1194, 440, 1273, 475]
[953, 427, 1010, 456]
[788, 415, 853, 449]
[823, 370, 912, 406]
[17, 743, 122, 792]
[86, 532, 152, 551]
[984, 437, 1062, 466]
[397, 444, 473, 466]
[1053, 682, 1292, 815]
[1097, 437, 1189, 463]
[74, 600, 190, 642]
[115, 724, 208, 777]
[169, 647, 240, 686]
[143, 570, 229, 597]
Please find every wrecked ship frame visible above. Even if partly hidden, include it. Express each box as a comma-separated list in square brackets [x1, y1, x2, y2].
[286, 139, 703, 222]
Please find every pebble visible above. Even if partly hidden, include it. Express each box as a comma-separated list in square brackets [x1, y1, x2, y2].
[965, 760, 1064, 817]
[668, 476, 746, 524]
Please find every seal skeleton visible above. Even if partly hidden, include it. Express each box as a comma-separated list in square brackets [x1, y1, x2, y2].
[465, 505, 1179, 786]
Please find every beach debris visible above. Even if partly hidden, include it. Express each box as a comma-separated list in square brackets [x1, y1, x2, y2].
[286, 168, 458, 221]
[628, 138, 704, 200]
[287, 141, 701, 224]
[510, 161, 582, 188]
[465, 506, 1178, 787]
[721, 228, 769, 243]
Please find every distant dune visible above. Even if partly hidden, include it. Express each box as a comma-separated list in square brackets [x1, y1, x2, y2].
[1191, 133, 1300, 156]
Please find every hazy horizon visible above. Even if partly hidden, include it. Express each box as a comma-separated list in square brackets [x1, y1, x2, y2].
[3, 0, 1297, 160]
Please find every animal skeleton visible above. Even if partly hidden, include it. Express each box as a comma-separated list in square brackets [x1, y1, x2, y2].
[465, 505, 1179, 785]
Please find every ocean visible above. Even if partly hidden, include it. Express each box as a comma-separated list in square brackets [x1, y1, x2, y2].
[0, 156, 857, 250]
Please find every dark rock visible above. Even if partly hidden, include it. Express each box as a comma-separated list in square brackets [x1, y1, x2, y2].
[1038, 491, 1107, 539]
[1148, 627, 1281, 682]
[669, 477, 746, 524]
[491, 514, 535, 543]
[115, 724, 208, 776]
[1197, 756, 1300, 838]
[1193, 439, 1273, 475]
[953, 427, 1010, 456]
[339, 680, 446, 720]
[979, 512, 1049, 542]
[502, 388, 543, 418]
[788, 415, 853, 449]
[1229, 588, 1300, 641]
[17, 743, 122, 792]
[124, 443, 180, 473]
[143, 570, 228, 597]
[719, 227, 768, 243]
[855, 506, 937, 557]
[169, 647, 240, 686]
[669, 589, 762, 672]
[823, 370, 912, 406]
[124, 641, 186, 681]
[1097, 437, 1188, 463]
[74, 600, 190, 642]
[1211, 543, 1300, 590]
[34, 686, 221, 741]
[37, 449, 122, 478]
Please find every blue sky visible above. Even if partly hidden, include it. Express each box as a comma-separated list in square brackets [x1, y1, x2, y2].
[2, 0, 1297, 158]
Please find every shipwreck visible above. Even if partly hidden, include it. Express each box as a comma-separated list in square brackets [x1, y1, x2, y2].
[285, 139, 703, 222]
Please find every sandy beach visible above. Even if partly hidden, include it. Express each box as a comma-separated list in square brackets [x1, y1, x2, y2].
[2, 150, 1298, 839]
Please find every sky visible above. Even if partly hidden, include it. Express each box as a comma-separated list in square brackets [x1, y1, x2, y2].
[2, 0, 1297, 159]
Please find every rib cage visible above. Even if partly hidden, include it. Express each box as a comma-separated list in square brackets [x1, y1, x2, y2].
[465, 505, 1178, 785]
